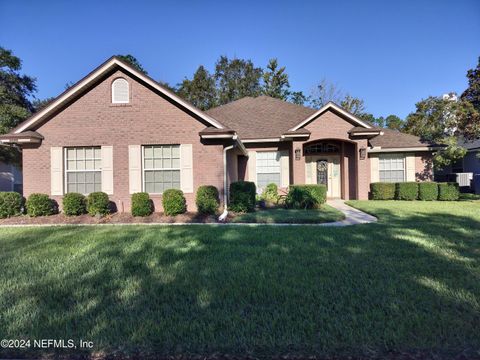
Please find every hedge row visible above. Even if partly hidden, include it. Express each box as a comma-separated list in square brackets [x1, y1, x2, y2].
[0, 186, 222, 219]
[370, 182, 459, 201]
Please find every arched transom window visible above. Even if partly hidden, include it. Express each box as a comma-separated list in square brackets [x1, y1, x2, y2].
[304, 142, 339, 155]
[111, 78, 129, 103]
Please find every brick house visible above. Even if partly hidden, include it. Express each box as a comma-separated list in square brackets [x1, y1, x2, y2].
[0, 57, 437, 212]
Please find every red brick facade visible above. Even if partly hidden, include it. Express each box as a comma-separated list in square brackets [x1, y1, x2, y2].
[22, 70, 227, 212]
[17, 61, 435, 210]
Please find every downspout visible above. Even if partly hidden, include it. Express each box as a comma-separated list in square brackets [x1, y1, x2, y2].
[219, 143, 236, 221]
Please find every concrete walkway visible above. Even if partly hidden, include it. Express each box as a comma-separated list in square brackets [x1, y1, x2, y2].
[325, 199, 377, 226]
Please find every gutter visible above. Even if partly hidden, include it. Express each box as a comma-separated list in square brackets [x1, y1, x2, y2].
[219, 143, 236, 221]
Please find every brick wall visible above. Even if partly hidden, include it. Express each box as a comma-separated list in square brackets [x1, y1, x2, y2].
[23, 69, 225, 212]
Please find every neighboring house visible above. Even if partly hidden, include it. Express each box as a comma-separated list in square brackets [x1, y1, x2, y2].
[0, 159, 22, 193]
[435, 138, 480, 191]
[0, 57, 438, 211]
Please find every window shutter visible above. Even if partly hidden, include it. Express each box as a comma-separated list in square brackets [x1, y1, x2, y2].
[180, 144, 193, 193]
[112, 78, 129, 103]
[280, 150, 290, 187]
[370, 155, 379, 183]
[247, 150, 257, 184]
[50, 147, 63, 195]
[405, 154, 416, 181]
[305, 156, 314, 184]
[101, 146, 114, 194]
[128, 145, 142, 194]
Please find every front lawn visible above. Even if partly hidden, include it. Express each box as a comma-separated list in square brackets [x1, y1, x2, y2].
[230, 204, 345, 224]
[0, 201, 479, 358]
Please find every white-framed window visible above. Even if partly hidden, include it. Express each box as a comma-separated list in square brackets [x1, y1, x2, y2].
[143, 145, 181, 194]
[65, 147, 102, 194]
[111, 78, 129, 103]
[379, 154, 405, 182]
[256, 151, 281, 188]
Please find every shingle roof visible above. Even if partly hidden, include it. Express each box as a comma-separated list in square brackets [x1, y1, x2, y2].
[0, 130, 44, 140]
[348, 126, 383, 134]
[458, 137, 480, 150]
[369, 129, 434, 148]
[206, 96, 317, 139]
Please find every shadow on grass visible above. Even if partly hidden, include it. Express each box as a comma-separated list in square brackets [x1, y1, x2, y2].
[0, 203, 479, 358]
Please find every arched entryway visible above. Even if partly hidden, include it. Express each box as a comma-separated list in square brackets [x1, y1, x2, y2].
[302, 139, 357, 199]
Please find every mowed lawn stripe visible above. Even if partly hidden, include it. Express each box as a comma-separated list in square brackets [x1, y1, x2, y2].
[0, 201, 479, 356]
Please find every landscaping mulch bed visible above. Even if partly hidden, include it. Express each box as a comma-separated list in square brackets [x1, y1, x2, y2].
[0, 212, 219, 225]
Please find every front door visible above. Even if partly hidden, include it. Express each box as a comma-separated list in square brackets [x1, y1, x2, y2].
[316, 156, 341, 198]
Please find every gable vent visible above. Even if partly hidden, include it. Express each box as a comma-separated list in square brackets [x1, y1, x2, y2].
[112, 78, 129, 103]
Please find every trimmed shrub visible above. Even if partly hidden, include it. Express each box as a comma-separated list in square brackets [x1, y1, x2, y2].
[26, 193, 55, 217]
[261, 183, 279, 203]
[162, 189, 186, 216]
[0, 192, 23, 218]
[87, 192, 110, 216]
[418, 182, 438, 201]
[131, 192, 153, 217]
[285, 185, 327, 209]
[395, 182, 418, 201]
[370, 182, 396, 200]
[229, 181, 256, 213]
[438, 182, 460, 201]
[196, 185, 219, 215]
[63, 193, 87, 216]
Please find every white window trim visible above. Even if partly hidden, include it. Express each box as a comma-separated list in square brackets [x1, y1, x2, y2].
[64, 147, 102, 195]
[111, 78, 129, 104]
[379, 154, 406, 183]
[142, 145, 181, 195]
[256, 151, 282, 188]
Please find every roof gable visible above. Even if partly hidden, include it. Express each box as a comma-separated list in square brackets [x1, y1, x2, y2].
[289, 102, 372, 131]
[12, 57, 225, 134]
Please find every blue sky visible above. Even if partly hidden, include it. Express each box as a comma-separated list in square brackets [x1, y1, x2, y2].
[1, 0, 479, 119]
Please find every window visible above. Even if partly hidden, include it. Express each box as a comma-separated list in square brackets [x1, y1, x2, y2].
[304, 142, 339, 155]
[111, 78, 129, 103]
[256, 151, 281, 188]
[65, 147, 102, 194]
[379, 154, 405, 182]
[143, 145, 180, 193]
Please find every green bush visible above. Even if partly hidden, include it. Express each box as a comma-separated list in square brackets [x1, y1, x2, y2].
[63, 193, 87, 216]
[87, 192, 110, 216]
[261, 183, 279, 203]
[395, 182, 418, 201]
[162, 189, 186, 216]
[370, 182, 396, 200]
[26, 193, 56, 217]
[418, 182, 438, 201]
[229, 181, 256, 213]
[438, 182, 460, 201]
[285, 185, 327, 209]
[196, 185, 219, 215]
[131, 192, 153, 217]
[0, 192, 23, 218]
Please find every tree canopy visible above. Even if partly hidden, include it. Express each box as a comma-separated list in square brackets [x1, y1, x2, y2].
[461, 57, 480, 112]
[214, 56, 263, 105]
[116, 54, 148, 75]
[404, 96, 480, 167]
[262, 58, 290, 100]
[177, 66, 217, 110]
[0, 47, 37, 162]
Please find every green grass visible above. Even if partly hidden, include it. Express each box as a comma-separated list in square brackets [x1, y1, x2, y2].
[459, 193, 480, 201]
[231, 204, 345, 224]
[1, 201, 479, 358]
